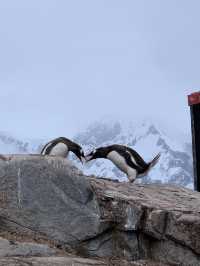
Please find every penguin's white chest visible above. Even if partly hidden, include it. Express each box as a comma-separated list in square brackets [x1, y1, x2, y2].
[107, 151, 129, 173]
[107, 151, 137, 181]
[49, 143, 69, 157]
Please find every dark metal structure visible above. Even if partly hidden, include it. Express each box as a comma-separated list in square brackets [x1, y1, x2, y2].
[188, 92, 200, 191]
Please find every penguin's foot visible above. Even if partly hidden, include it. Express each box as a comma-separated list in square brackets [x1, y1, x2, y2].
[127, 175, 136, 183]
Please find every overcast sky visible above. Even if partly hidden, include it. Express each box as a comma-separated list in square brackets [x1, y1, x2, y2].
[0, 0, 199, 139]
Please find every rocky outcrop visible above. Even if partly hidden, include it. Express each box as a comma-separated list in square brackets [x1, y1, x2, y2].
[0, 155, 199, 265]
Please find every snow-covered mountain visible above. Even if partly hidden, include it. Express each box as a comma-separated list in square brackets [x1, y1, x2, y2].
[0, 119, 193, 189]
[75, 119, 193, 188]
[0, 131, 29, 153]
[0, 131, 43, 154]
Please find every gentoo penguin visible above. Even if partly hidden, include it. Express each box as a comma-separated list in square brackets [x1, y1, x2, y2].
[86, 144, 160, 182]
[41, 137, 85, 163]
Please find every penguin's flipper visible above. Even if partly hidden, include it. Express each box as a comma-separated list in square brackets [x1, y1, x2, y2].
[120, 150, 143, 173]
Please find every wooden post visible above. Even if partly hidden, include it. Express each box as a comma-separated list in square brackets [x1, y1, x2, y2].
[188, 92, 200, 191]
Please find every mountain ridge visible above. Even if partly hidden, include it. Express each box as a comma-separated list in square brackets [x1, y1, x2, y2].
[75, 119, 193, 188]
[0, 119, 193, 188]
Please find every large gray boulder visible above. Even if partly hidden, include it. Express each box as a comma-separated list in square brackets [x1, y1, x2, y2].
[0, 155, 104, 249]
[0, 155, 199, 266]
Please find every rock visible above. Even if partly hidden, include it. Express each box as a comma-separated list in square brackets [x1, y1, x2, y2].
[0, 155, 103, 249]
[0, 256, 106, 266]
[0, 155, 199, 266]
[0, 236, 56, 257]
[90, 179, 200, 265]
[0, 257, 169, 266]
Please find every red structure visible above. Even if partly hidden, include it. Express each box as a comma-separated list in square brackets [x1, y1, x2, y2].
[188, 92, 200, 106]
[188, 91, 200, 191]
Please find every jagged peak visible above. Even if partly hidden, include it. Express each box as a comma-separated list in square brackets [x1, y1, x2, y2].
[75, 117, 187, 152]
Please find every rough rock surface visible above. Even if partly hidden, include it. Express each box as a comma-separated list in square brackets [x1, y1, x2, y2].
[0, 155, 199, 265]
[0, 256, 106, 266]
[0, 257, 169, 266]
[0, 236, 56, 256]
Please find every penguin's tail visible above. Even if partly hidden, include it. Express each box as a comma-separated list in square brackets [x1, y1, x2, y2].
[149, 153, 161, 169]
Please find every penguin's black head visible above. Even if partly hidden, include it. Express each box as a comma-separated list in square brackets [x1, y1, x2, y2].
[86, 147, 108, 161]
[70, 143, 85, 163]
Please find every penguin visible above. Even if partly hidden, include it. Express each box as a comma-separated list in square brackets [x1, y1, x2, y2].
[85, 144, 160, 182]
[40, 137, 85, 163]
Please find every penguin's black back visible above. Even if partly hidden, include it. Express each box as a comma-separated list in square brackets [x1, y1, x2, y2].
[106, 144, 149, 173]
